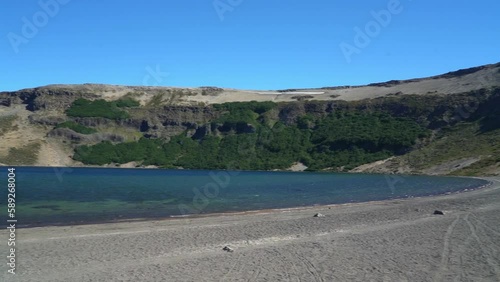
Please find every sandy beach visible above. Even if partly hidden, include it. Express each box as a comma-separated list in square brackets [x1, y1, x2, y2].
[1, 177, 499, 281]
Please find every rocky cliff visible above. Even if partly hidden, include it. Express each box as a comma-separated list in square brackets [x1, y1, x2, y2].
[0, 63, 499, 175]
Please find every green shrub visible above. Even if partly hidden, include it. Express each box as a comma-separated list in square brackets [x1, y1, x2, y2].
[73, 138, 168, 165]
[115, 98, 140, 108]
[66, 99, 130, 119]
[306, 112, 427, 169]
[72, 101, 428, 171]
[73, 141, 118, 165]
[212, 101, 277, 131]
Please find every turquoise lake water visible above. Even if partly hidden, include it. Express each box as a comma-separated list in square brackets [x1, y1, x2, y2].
[0, 167, 489, 227]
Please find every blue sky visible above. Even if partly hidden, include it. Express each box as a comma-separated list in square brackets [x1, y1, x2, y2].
[1, 0, 499, 91]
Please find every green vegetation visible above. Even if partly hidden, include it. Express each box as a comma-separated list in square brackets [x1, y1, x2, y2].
[55, 121, 97, 134]
[74, 138, 168, 166]
[70, 89, 500, 175]
[307, 112, 429, 170]
[115, 98, 140, 108]
[212, 101, 277, 131]
[0, 142, 41, 165]
[66, 98, 130, 119]
[73, 104, 429, 171]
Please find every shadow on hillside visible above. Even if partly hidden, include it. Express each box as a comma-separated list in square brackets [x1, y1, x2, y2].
[474, 88, 500, 134]
[479, 115, 500, 133]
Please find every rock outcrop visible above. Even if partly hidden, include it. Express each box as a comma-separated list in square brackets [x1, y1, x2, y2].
[48, 128, 125, 143]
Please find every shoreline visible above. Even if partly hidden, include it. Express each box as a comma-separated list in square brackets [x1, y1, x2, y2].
[4, 164, 498, 177]
[2, 177, 499, 281]
[13, 177, 494, 229]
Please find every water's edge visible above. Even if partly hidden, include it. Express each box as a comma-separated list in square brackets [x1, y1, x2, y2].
[9, 175, 492, 229]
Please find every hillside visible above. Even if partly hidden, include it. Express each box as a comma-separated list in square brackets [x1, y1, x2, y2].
[0, 63, 499, 176]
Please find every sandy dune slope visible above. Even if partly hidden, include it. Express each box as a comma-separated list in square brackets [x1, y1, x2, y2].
[14, 62, 499, 105]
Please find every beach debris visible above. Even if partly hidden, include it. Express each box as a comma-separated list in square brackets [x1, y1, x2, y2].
[313, 213, 325, 218]
[222, 246, 234, 252]
[433, 210, 444, 215]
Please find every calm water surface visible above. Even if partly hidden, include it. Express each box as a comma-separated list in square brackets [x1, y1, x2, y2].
[0, 167, 489, 227]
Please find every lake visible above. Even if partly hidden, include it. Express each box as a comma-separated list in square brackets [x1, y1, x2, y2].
[0, 167, 489, 227]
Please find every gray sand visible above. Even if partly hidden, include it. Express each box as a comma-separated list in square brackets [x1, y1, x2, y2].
[1, 177, 499, 281]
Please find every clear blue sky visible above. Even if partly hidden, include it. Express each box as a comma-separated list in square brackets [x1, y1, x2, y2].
[1, 0, 499, 91]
